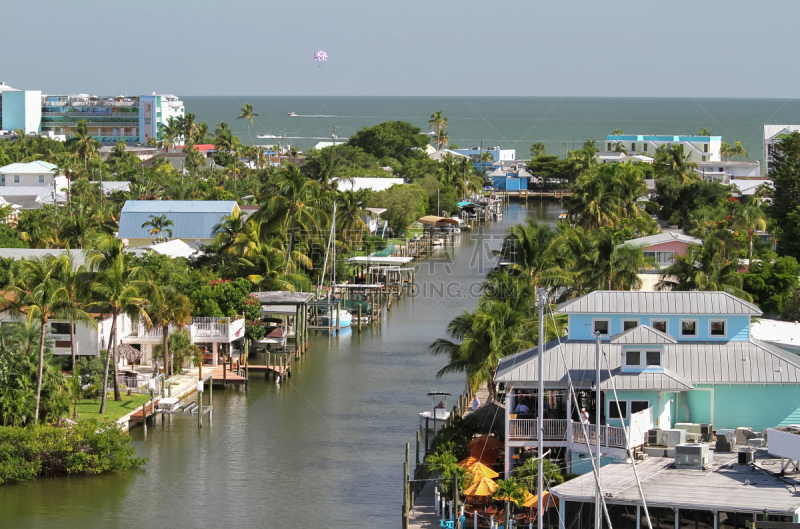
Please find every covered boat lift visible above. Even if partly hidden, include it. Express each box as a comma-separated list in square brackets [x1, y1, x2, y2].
[253, 291, 314, 354]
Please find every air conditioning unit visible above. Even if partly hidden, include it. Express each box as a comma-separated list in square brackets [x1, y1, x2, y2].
[660, 429, 687, 448]
[648, 428, 661, 445]
[736, 427, 758, 445]
[700, 424, 713, 443]
[716, 429, 734, 452]
[675, 443, 710, 469]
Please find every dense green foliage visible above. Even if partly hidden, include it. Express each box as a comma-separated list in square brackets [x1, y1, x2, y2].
[0, 421, 145, 483]
[769, 131, 800, 259]
[742, 255, 800, 317]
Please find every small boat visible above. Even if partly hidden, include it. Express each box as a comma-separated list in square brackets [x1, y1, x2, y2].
[287, 112, 298, 117]
[316, 308, 353, 328]
[257, 133, 277, 139]
[432, 238, 445, 246]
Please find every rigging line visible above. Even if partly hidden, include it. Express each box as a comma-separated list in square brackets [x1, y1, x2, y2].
[600, 347, 654, 529]
[544, 294, 614, 529]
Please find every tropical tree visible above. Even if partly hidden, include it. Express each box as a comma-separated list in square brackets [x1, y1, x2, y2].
[336, 189, 369, 251]
[720, 141, 732, 161]
[575, 230, 646, 291]
[493, 477, 526, 529]
[146, 285, 192, 378]
[141, 214, 174, 240]
[428, 110, 448, 150]
[238, 103, 259, 145]
[661, 145, 699, 185]
[698, 127, 713, 136]
[87, 236, 155, 411]
[732, 140, 749, 161]
[65, 120, 100, 169]
[733, 200, 767, 260]
[612, 129, 624, 135]
[494, 220, 568, 288]
[50, 252, 95, 371]
[568, 174, 620, 230]
[54, 153, 81, 215]
[161, 117, 182, 152]
[530, 142, 546, 159]
[515, 456, 565, 493]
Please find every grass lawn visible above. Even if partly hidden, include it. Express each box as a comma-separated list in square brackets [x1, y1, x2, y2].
[76, 394, 151, 423]
[387, 238, 406, 246]
[404, 226, 423, 238]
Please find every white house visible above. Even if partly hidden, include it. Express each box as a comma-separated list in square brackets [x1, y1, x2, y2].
[0, 161, 66, 188]
[695, 161, 761, 182]
[607, 134, 722, 161]
[764, 125, 800, 174]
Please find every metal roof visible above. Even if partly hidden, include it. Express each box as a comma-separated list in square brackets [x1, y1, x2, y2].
[552, 453, 800, 515]
[0, 161, 58, 174]
[0, 186, 66, 203]
[118, 201, 238, 240]
[619, 232, 703, 248]
[494, 336, 800, 387]
[610, 325, 677, 344]
[557, 291, 762, 316]
[252, 291, 314, 305]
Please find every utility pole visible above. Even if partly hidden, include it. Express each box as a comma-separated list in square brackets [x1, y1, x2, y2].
[595, 331, 602, 529]
[537, 288, 546, 529]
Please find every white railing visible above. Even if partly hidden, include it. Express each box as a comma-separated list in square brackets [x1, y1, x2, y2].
[510, 419, 641, 451]
[508, 419, 568, 440]
[127, 317, 246, 341]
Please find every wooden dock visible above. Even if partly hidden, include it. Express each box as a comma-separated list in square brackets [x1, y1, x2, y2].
[246, 364, 290, 376]
[129, 398, 160, 423]
[208, 364, 247, 386]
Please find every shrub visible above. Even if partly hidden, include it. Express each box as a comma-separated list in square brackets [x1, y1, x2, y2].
[0, 421, 146, 484]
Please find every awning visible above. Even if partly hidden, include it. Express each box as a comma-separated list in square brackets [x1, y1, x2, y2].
[365, 207, 387, 216]
[418, 215, 460, 227]
[261, 305, 299, 315]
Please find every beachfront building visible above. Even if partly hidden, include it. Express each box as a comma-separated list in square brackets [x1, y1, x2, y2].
[0, 161, 64, 188]
[488, 163, 532, 191]
[695, 160, 761, 182]
[619, 232, 702, 269]
[494, 291, 800, 475]
[451, 147, 516, 163]
[0, 83, 41, 135]
[606, 134, 722, 161]
[118, 200, 240, 247]
[764, 125, 800, 174]
[138, 94, 184, 144]
[596, 152, 655, 165]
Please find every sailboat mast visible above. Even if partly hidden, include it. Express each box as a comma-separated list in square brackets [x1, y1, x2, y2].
[537, 287, 545, 529]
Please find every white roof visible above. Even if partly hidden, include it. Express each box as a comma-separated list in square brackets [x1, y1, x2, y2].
[313, 141, 337, 150]
[620, 232, 703, 248]
[731, 179, 773, 195]
[346, 256, 414, 266]
[764, 125, 800, 141]
[751, 319, 800, 353]
[0, 186, 66, 203]
[0, 161, 58, 174]
[337, 177, 404, 192]
[428, 149, 468, 161]
[141, 239, 198, 259]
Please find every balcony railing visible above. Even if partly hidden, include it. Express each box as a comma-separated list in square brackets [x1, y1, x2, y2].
[43, 111, 139, 118]
[126, 317, 245, 341]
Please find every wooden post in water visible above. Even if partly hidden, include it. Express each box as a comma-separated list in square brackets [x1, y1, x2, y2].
[358, 305, 362, 332]
[197, 380, 202, 428]
[403, 443, 410, 529]
[416, 430, 420, 470]
[223, 361, 227, 388]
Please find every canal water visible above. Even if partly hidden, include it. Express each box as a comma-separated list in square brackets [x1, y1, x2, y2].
[0, 202, 562, 529]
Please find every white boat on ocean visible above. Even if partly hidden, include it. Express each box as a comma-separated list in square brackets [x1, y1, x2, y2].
[257, 133, 278, 139]
[288, 112, 298, 117]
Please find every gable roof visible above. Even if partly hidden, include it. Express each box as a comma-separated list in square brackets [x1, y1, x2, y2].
[118, 200, 238, 240]
[0, 186, 66, 203]
[619, 232, 703, 248]
[610, 324, 677, 344]
[557, 291, 761, 316]
[0, 161, 58, 174]
[494, 336, 800, 387]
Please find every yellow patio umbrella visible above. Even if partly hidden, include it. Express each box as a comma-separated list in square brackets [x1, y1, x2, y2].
[457, 454, 496, 468]
[462, 475, 498, 497]
[467, 461, 499, 480]
[522, 490, 556, 510]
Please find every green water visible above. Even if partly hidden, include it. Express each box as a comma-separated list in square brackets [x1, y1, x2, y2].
[184, 95, 800, 163]
[0, 202, 563, 529]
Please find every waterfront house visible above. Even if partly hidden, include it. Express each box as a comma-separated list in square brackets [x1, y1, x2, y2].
[596, 152, 655, 165]
[618, 232, 703, 269]
[488, 164, 532, 191]
[117, 200, 240, 247]
[0, 161, 64, 188]
[494, 290, 800, 475]
[606, 134, 722, 161]
[764, 124, 800, 174]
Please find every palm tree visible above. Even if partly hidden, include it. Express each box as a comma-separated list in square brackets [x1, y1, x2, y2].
[54, 153, 81, 216]
[67, 364, 82, 420]
[50, 252, 94, 372]
[720, 141, 732, 161]
[2, 258, 71, 424]
[576, 231, 645, 291]
[494, 220, 569, 288]
[568, 174, 620, 230]
[732, 140, 749, 161]
[428, 110, 448, 150]
[236, 241, 311, 291]
[663, 145, 699, 185]
[146, 286, 192, 378]
[212, 209, 246, 254]
[612, 162, 648, 218]
[336, 190, 369, 251]
[256, 164, 323, 263]
[493, 477, 526, 529]
[141, 214, 174, 240]
[87, 236, 155, 411]
[161, 116, 182, 152]
[238, 103, 259, 145]
[657, 238, 752, 301]
[612, 129, 624, 135]
[698, 127, 713, 136]
[733, 201, 767, 260]
[65, 120, 100, 169]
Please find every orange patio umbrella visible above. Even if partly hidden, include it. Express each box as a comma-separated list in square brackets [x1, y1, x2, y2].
[462, 475, 498, 497]
[457, 454, 496, 468]
[523, 490, 556, 510]
[467, 461, 499, 480]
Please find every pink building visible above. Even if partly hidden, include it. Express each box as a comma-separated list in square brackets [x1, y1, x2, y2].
[619, 232, 703, 268]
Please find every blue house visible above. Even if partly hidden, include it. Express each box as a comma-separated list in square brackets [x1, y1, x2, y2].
[495, 291, 800, 475]
[488, 165, 531, 191]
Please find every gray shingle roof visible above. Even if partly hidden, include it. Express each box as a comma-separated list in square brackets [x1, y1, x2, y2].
[557, 291, 762, 315]
[619, 231, 703, 248]
[610, 325, 677, 344]
[495, 337, 800, 387]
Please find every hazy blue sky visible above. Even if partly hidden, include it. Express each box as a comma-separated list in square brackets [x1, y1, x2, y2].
[4, 0, 799, 98]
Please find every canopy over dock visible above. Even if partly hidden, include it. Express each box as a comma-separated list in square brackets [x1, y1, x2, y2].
[346, 256, 414, 266]
[418, 215, 460, 227]
[251, 291, 314, 353]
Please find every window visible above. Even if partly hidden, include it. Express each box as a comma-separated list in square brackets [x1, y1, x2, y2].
[13, 175, 19, 183]
[631, 143, 636, 152]
[643, 143, 648, 152]
[631, 401, 650, 414]
[625, 351, 641, 366]
[608, 400, 627, 419]
[50, 322, 73, 335]
[709, 320, 726, 337]
[701, 156, 706, 162]
[651, 319, 668, 333]
[0, 174, 5, 185]
[646, 351, 661, 366]
[623, 319, 639, 331]
[681, 320, 698, 337]
[703, 143, 709, 153]
[607, 143, 612, 151]
[593, 319, 609, 335]
[39, 175, 45, 183]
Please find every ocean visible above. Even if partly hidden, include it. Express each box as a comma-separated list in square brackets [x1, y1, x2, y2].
[182, 96, 800, 163]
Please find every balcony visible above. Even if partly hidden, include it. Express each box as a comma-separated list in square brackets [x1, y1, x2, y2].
[124, 316, 245, 344]
[43, 112, 139, 118]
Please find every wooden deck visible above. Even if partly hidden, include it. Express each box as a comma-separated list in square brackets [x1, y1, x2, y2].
[246, 364, 291, 376]
[129, 399, 160, 422]
[207, 364, 247, 385]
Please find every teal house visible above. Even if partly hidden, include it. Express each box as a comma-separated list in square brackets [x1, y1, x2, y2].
[494, 291, 800, 476]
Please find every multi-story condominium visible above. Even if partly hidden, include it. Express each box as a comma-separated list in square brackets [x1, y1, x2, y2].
[606, 134, 722, 161]
[764, 124, 800, 174]
[0, 82, 41, 135]
[39, 93, 184, 145]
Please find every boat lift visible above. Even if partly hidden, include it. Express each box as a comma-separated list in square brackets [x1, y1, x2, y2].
[152, 373, 214, 428]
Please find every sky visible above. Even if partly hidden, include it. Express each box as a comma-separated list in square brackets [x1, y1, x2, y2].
[3, 0, 800, 98]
